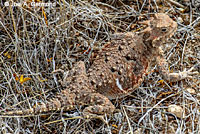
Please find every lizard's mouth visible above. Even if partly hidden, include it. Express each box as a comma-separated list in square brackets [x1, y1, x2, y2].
[143, 29, 159, 42]
[147, 33, 159, 41]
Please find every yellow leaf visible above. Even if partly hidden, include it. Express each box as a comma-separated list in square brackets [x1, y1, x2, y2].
[132, 27, 143, 32]
[15, 77, 19, 81]
[37, 76, 47, 82]
[19, 75, 31, 84]
[158, 80, 164, 84]
[19, 75, 24, 83]
[157, 80, 166, 86]
[169, 67, 173, 73]
[4, 51, 11, 59]
[42, 8, 48, 26]
[112, 124, 118, 128]
[40, 79, 47, 82]
[46, 57, 53, 62]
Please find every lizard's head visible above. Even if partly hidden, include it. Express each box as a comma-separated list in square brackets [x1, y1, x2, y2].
[140, 13, 177, 47]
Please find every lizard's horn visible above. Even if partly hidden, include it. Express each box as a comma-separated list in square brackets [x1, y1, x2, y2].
[138, 20, 150, 25]
[138, 17, 153, 33]
[139, 27, 151, 33]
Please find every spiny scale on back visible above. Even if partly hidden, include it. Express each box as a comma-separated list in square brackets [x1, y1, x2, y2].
[1, 13, 178, 116]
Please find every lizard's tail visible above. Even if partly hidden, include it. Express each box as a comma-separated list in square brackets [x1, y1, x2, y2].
[1, 90, 75, 116]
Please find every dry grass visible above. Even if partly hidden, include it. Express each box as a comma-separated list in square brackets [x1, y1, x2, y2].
[0, 0, 200, 133]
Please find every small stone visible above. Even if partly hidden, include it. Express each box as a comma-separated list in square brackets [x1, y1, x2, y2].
[177, 17, 183, 23]
[168, 105, 185, 118]
[186, 88, 196, 95]
[134, 128, 142, 134]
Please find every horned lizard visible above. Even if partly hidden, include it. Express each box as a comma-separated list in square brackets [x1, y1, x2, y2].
[1, 13, 198, 117]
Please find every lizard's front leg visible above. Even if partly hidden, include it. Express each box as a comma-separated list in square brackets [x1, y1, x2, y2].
[156, 56, 198, 82]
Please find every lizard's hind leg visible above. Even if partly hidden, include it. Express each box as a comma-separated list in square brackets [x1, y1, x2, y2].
[79, 93, 115, 117]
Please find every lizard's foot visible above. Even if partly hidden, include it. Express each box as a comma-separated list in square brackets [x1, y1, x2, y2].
[83, 105, 113, 124]
[83, 105, 115, 116]
[81, 93, 115, 123]
[178, 67, 199, 79]
[164, 66, 199, 82]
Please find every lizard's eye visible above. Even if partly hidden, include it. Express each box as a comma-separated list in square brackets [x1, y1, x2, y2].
[161, 27, 167, 32]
